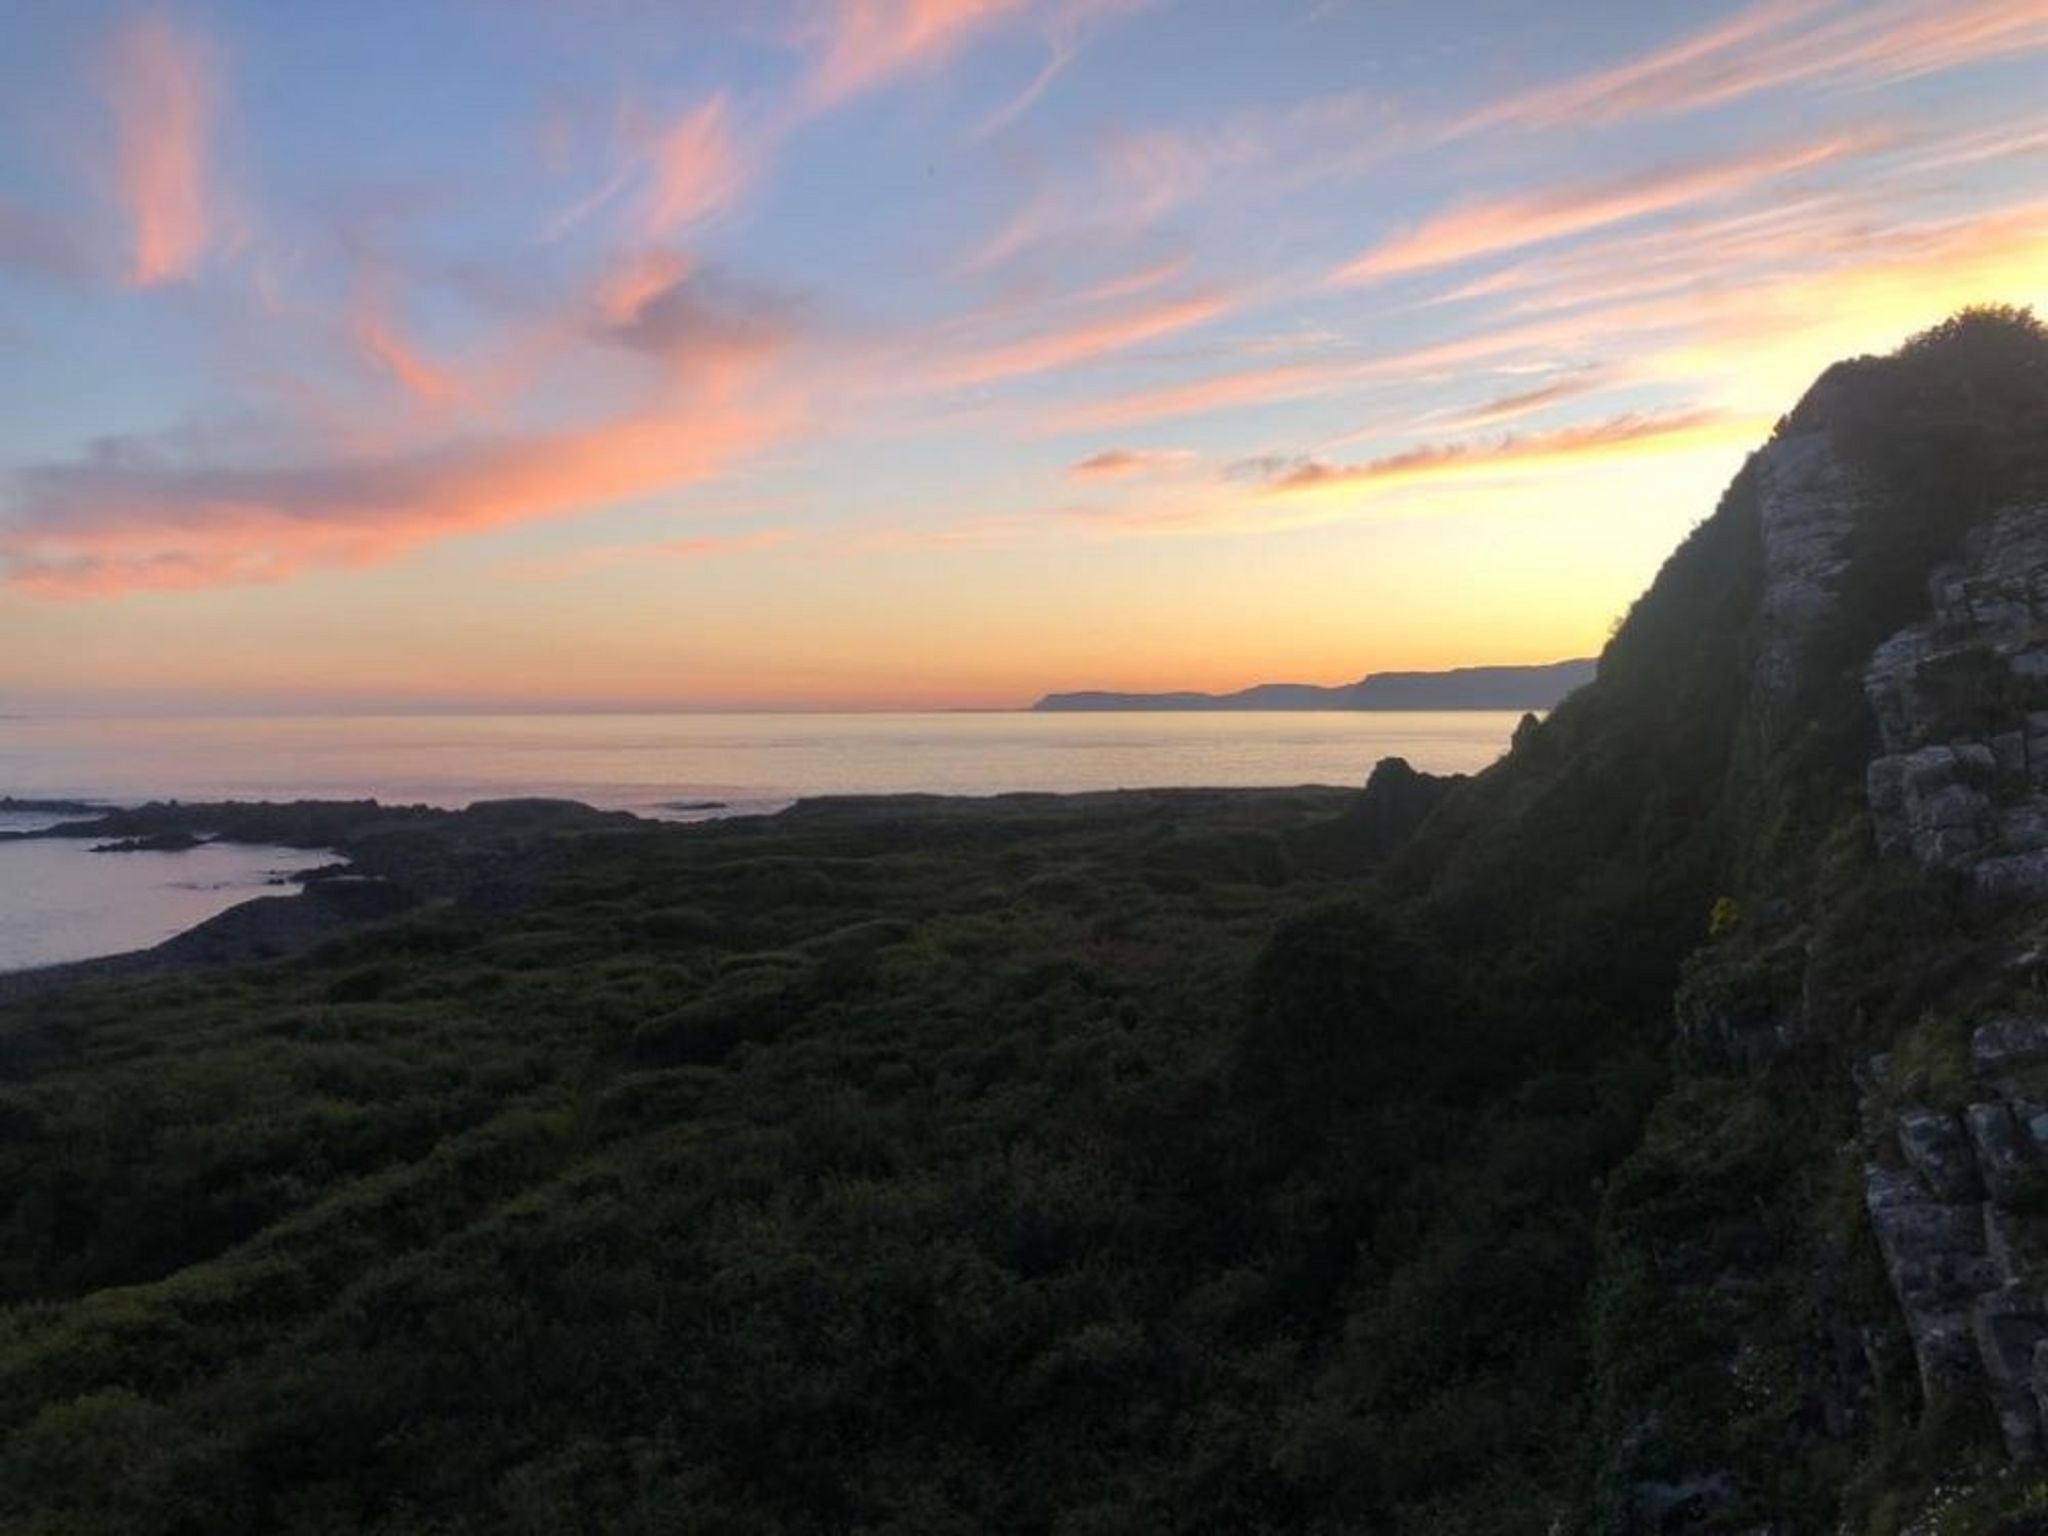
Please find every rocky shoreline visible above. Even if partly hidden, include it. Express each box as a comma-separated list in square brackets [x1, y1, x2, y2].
[0, 796, 651, 998]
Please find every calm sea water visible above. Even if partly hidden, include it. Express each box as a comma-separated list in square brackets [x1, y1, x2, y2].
[0, 711, 1523, 972]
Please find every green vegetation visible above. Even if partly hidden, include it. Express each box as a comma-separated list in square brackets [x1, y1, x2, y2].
[0, 788, 1646, 1533]
[5, 310, 2048, 1532]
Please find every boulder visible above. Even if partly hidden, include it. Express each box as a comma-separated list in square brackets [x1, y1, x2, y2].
[1967, 1102, 2041, 1203]
[1865, 1164, 1998, 1395]
[1985, 1188, 2048, 1286]
[1974, 1017, 2048, 1080]
[1897, 1108, 1979, 1201]
[1974, 1283, 2048, 1389]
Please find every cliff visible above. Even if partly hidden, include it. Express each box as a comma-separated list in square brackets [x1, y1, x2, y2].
[1381, 305, 2048, 1528]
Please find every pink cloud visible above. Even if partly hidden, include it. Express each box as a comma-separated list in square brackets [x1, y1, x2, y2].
[352, 287, 463, 407]
[1068, 447, 1194, 478]
[1439, 374, 1610, 428]
[1261, 411, 1738, 494]
[976, 0, 1155, 136]
[637, 97, 745, 239]
[543, 97, 744, 244]
[1042, 361, 1348, 431]
[797, 0, 1031, 110]
[1338, 131, 1880, 284]
[602, 266, 813, 385]
[938, 290, 1231, 386]
[3, 396, 792, 597]
[101, 10, 216, 286]
[3, 260, 818, 598]
[1448, 0, 2048, 138]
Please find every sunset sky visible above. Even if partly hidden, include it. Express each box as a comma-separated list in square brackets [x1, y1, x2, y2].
[3, 0, 2045, 711]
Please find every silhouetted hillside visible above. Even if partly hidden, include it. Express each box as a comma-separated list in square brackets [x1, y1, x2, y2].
[1033, 657, 1596, 711]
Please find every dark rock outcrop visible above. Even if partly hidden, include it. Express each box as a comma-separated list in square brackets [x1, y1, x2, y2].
[1862, 1018, 2048, 1461]
[1349, 756, 1463, 858]
[1865, 504, 2048, 892]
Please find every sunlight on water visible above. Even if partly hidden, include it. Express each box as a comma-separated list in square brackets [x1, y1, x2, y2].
[0, 837, 336, 973]
[0, 711, 1526, 813]
[0, 711, 1526, 973]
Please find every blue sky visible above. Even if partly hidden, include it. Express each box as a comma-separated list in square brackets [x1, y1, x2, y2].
[3, 0, 2045, 709]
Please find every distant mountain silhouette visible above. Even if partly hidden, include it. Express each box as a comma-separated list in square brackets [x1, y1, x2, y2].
[1031, 659, 1596, 712]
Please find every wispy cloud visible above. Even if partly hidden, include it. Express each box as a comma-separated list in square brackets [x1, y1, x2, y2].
[977, 0, 1158, 136]
[1059, 410, 1760, 541]
[1448, 0, 2048, 140]
[1438, 373, 1610, 428]
[1338, 131, 1880, 283]
[1261, 410, 1743, 495]
[1067, 447, 1194, 478]
[601, 265, 813, 385]
[2, 258, 817, 597]
[100, 9, 217, 286]
[938, 290, 1231, 386]
[546, 96, 744, 243]
[2, 395, 792, 597]
[351, 281, 462, 406]
[795, 0, 1031, 111]
[637, 97, 745, 239]
[1042, 360, 1352, 431]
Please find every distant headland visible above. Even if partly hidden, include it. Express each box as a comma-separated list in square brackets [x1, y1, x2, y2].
[1031, 658, 1596, 712]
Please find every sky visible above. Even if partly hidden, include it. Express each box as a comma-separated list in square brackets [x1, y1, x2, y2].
[1, 0, 2044, 712]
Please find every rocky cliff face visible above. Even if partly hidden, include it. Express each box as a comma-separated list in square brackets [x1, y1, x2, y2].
[1850, 500, 2048, 1476]
[1865, 503, 2048, 894]
[1479, 310, 2048, 1531]
[1755, 427, 1863, 700]
[1860, 1016, 2048, 1461]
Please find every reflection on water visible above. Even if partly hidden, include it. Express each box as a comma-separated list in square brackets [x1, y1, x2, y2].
[0, 710, 1529, 974]
[0, 710, 1525, 813]
[0, 838, 335, 973]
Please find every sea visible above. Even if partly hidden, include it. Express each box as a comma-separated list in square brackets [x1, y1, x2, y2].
[0, 710, 1526, 973]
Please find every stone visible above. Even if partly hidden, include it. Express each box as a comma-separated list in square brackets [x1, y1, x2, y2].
[1955, 741, 2000, 776]
[1975, 1283, 2048, 1388]
[2002, 804, 2048, 854]
[1974, 1016, 2048, 1078]
[1860, 504, 2048, 889]
[1976, 1285, 2048, 1459]
[1976, 852, 2048, 896]
[1995, 731, 2030, 778]
[1867, 756, 1910, 854]
[1628, 1475, 1734, 1532]
[1897, 1109, 1979, 1201]
[1755, 432, 1859, 699]
[1866, 629, 1937, 752]
[1923, 825, 1986, 864]
[1967, 1102, 2041, 1203]
[1985, 1202, 2048, 1286]
[1866, 1163, 1998, 1395]
[2031, 1337, 2048, 1430]
[2011, 647, 2048, 683]
[1987, 1203, 2030, 1285]
[1998, 1388, 2045, 1462]
[1903, 745, 1961, 795]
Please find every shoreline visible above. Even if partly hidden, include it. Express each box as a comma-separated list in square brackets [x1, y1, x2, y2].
[0, 783, 1368, 995]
